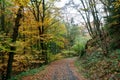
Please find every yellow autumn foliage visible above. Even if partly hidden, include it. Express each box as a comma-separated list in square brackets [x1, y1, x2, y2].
[113, 0, 120, 11]
[12, 0, 30, 6]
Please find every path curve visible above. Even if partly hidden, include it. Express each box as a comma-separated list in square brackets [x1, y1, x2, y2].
[22, 58, 86, 80]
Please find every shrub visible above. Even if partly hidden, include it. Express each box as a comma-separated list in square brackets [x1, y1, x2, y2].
[47, 52, 64, 62]
[72, 43, 85, 57]
[72, 36, 89, 58]
[61, 50, 77, 57]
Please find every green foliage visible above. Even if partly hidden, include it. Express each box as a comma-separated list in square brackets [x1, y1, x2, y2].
[72, 36, 89, 57]
[54, 53, 64, 60]
[47, 42, 61, 54]
[65, 23, 81, 48]
[105, 0, 120, 49]
[72, 43, 85, 57]
[47, 52, 55, 62]
[47, 52, 64, 62]
[0, 34, 13, 52]
[9, 65, 46, 80]
[61, 50, 77, 57]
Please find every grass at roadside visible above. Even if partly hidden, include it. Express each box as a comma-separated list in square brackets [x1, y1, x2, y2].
[9, 65, 46, 80]
[74, 58, 87, 79]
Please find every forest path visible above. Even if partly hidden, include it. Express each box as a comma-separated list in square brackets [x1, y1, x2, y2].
[22, 57, 86, 80]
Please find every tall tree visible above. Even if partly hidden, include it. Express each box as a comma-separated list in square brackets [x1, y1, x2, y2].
[29, 0, 48, 63]
[70, 0, 109, 55]
[5, 0, 30, 79]
[28, 0, 61, 63]
[6, 6, 23, 79]
[99, 0, 120, 49]
[105, 0, 120, 49]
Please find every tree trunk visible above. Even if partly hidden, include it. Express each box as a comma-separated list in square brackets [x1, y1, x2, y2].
[39, 0, 48, 64]
[6, 6, 23, 79]
[1, 0, 5, 31]
[1, 0, 5, 79]
[40, 40, 48, 64]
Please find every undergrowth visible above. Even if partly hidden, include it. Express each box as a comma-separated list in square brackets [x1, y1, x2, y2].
[75, 49, 120, 80]
[9, 65, 46, 80]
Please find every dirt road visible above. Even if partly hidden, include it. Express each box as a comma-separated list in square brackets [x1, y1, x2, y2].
[22, 58, 86, 80]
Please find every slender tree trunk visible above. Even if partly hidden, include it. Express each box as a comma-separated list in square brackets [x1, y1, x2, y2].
[1, 0, 5, 31]
[42, 0, 48, 64]
[38, 0, 48, 64]
[1, 52, 5, 80]
[23, 28, 26, 54]
[6, 6, 23, 79]
[22, 12, 26, 54]
[0, 0, 5, 79]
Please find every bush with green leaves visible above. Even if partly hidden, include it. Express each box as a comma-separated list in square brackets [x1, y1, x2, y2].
[47, 52, 64, 62]
[61, 50, 77, 57]
[72, 43, 85, 57]
[72, 36, 89, 57]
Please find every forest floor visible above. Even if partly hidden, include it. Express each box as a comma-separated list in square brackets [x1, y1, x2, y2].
[22, 57, 86, 80]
